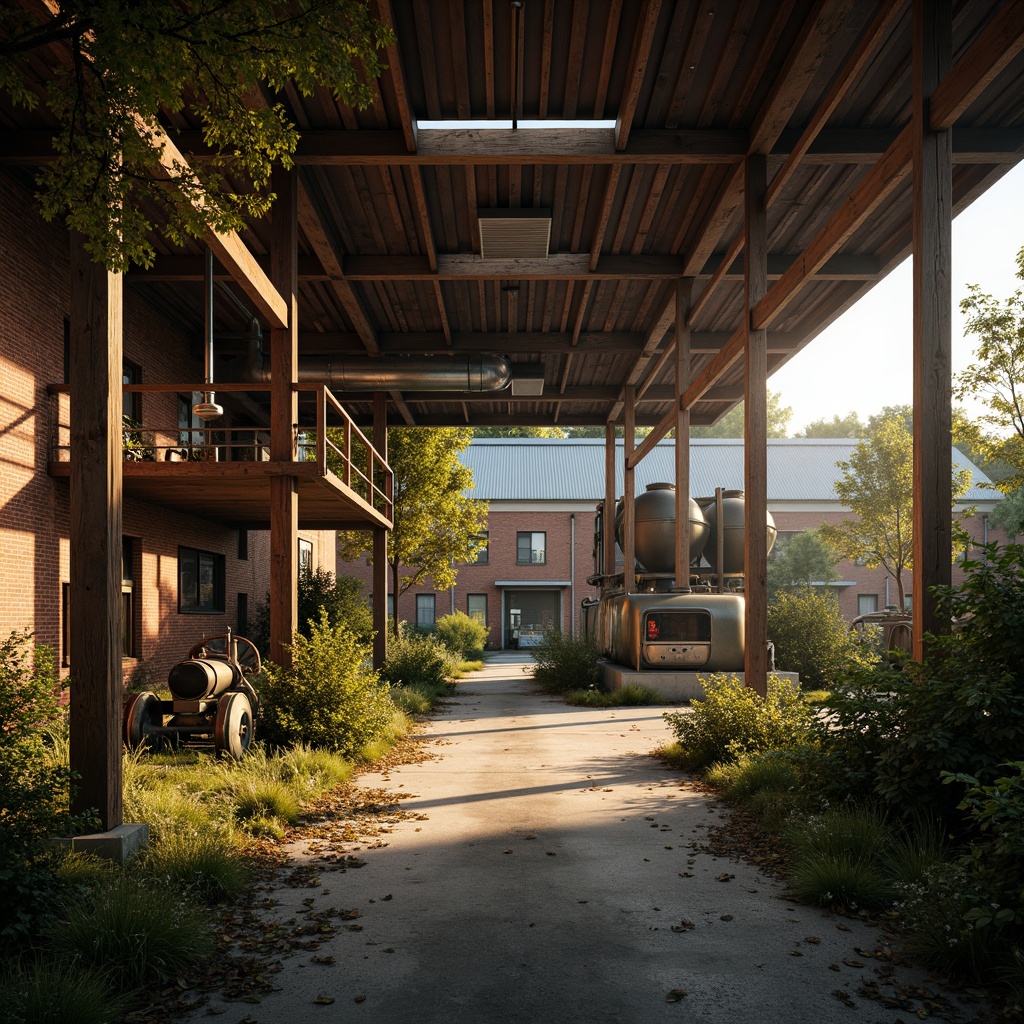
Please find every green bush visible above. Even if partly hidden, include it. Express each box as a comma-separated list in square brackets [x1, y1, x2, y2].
[531, 627, 600, 694]
[256, 612, 396, 756]
[767, 589, 879, 688]
[662, 673, 812, 772]
[250, 567, 373, 654]
[0, 631, 96, 951]
[0, 958, 126, 1024]
[434, 611, 487, 660]
[379, 629, 460, 690]
[815, 545, 1024, 820]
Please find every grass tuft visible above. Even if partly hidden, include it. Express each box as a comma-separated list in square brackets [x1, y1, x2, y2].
[234, 780, 302, 825]
[51, 874, 216, 989]
[138, 829, 247, 903]
[563, 684, 666, 707]
[0, 958, 126, 1024]
[787, 853, 895, 911]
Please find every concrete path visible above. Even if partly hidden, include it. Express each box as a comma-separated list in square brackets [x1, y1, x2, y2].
[186, 654, 984, 1024]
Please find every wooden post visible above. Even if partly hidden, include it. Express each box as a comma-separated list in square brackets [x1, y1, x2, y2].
[674, 279, 693, 589]
[743, 154, 769, 697]
[372, 391, 389, 670]
[269, 168, 299, 668]
[912, 0, 953, 659]
[69, 234, 124, 829]
[623, 385, 636, 594]
[604, 419, 617, 581]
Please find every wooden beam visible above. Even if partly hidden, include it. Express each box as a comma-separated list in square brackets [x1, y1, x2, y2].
[929, 0, 1024, 130]
[604, 420, 617, 580]
[141, 123, 287, 328]
[623, 385, 636, 598]
[754, 125, 913, 329]
[269, 167, 299, 668]
[615, 0, 662, 151]
[912, 0, 953, 659]
[7, 126, 1022, 167]
[743, 154, 769, 698]
[68, 233, 124, 830]
[675, 279, 693, 588]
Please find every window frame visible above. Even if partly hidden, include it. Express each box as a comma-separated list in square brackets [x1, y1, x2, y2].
[467, 594, 487, 626]
[178, 545, 226, 614]
[516, 531, 547, 565]
[415, 593, 436, 629]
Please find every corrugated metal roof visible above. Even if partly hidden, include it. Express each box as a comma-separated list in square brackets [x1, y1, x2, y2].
[460, 438, 997, 504]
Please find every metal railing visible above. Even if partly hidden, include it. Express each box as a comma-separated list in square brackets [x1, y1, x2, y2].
[46, 381, 393, 521]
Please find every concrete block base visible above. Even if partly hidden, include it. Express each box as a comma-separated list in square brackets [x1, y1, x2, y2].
[598, 661, 800, 702]
[58, 822, 150, 864]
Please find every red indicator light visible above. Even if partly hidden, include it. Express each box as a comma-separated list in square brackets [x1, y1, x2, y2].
[646, 618, 660, 640]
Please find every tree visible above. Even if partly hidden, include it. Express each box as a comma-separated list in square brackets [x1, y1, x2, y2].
[954, 247, 1024, 491]
[691, 390, 793, 438]
[819, 417, 970, 609]
[794, 411, 866, 438]
[866, 404, 914, 436]
[338, 428, 487, 636]
[0, 3, 390, 270]
[473, 426, 567, 438]
[767, 530, 840, 598]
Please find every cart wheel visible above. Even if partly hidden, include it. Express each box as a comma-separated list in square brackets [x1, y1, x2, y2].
[123, 691, 162, 750]
[214, 691, 254, 759]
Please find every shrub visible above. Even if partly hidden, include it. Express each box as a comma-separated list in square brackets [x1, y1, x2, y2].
[379, 629, 460, 690]
[0, 958, 126, 1024]
[434, 611, 487, 660]
[767, 589, 879, 688]
[256, 612, 396, 756]
[531, 628, 600, 694]
[563, 684, 664, 707]
[0, 631, 96, 951]
[250, 568, 373, 654]
[662, 674, 812, 772]
[815, 545, 1024, 821]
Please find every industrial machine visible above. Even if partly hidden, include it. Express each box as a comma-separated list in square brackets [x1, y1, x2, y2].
[585, 483, 776, 672]
[122, 631, 260, 759]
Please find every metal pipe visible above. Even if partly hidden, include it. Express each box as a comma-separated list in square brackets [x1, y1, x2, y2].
[194, 248, 224, 422]
[239, 333, 511, 392]
[570, 513, 575, 634]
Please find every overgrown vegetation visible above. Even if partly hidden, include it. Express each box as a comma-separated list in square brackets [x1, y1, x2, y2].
[434, 611, 488, 661]
[257, 611, 400, 758]
[666, 543, 1024, 1006]
[531, 627, 600, 694]
[563, 684, 668, 707]
[767, 589, 879, 688]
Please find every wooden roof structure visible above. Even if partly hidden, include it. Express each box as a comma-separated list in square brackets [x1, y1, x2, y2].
[118, 0, 1024, 429]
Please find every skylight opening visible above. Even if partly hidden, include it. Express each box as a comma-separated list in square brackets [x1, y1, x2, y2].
[417, 119, 616, 131]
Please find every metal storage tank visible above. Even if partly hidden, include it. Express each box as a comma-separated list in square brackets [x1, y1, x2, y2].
[699, 490, 777, 575]
[615, 482, 709, 572]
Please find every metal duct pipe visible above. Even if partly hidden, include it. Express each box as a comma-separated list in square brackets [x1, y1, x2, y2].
[240, 334, 511, 393]
[194, 248, 224, 421]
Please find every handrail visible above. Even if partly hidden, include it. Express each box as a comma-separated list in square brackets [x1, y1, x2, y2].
[46, 380, 394, 521]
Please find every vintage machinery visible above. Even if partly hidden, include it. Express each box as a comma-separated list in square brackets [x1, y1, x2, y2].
[587, 483, 776, 672]
[122, 631, 260, 759]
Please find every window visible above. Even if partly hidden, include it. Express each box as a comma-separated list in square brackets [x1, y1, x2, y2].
[298, 538, 313, 574]
[903, 593, 913, 612]
[237, 593, 249, 636]
[857, 594, 879, 617]
[416, 594, 436, 629]
[122, 359, 142, 425]
[467, 594, 487, 626]
[516, 531, 546, 565]
[473, 532, 489, 565]
[238, 530, 248, 560]
[178, 546, 225, 613]
[122, 537, 135, 657]
[61, 582, 70, 667]
[178, 393, 205, 450]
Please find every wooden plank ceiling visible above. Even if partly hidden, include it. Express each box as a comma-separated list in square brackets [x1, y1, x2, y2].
[6, 0, 1024, 429]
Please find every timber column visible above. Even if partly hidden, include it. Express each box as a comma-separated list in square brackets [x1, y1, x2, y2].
[743, 154, 769, 697]
[69, 234, 123, 829]
[269, 168, 299, 667]
[372, 392, 388, 669]
[912, 0, 953, 658]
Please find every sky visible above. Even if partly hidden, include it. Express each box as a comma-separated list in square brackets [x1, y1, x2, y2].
[769, 160, 1024, 434]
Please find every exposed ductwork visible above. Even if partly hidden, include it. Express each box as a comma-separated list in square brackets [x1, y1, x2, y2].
[237, 330, 511, 393]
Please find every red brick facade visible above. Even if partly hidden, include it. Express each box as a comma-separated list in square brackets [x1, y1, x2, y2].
[0, 170, 333, 683]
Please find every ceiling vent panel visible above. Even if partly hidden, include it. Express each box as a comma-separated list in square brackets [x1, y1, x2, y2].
[478, 209, 552, 259]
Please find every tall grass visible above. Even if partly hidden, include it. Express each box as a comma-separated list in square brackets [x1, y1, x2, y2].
[0, 958, 126, 1024]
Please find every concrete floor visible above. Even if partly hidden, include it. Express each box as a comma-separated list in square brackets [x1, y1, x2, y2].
[182, 653, 985, 1024]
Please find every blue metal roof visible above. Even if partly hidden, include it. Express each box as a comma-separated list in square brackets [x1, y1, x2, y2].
[460, 437, 997, 504]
